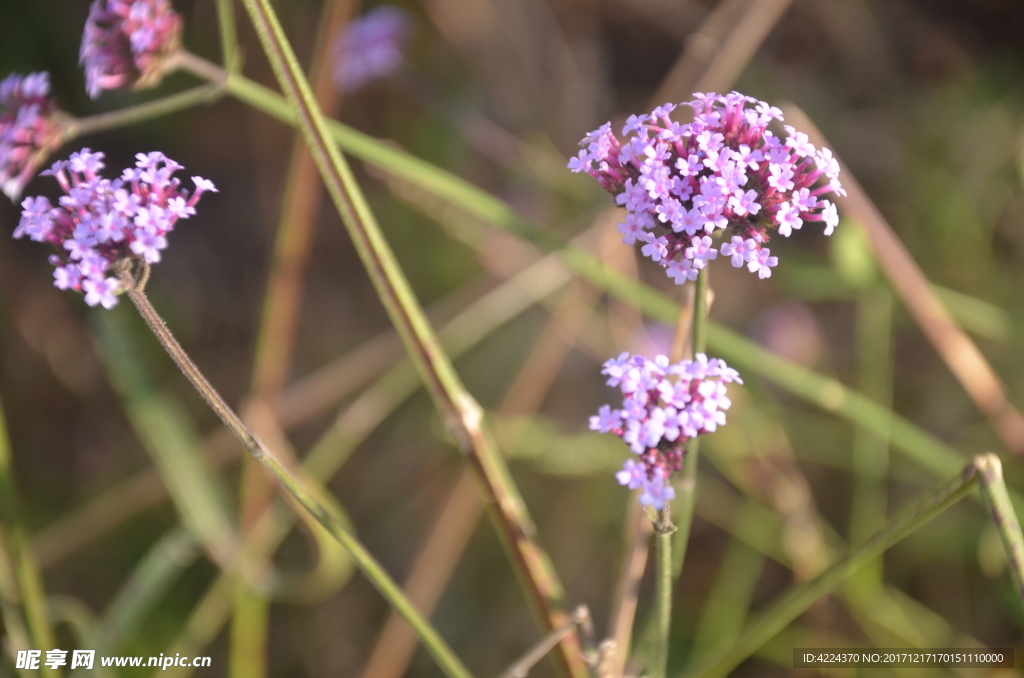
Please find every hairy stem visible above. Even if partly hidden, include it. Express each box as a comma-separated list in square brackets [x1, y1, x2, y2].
[118, 265, 474, 678]
[651, 507, 676, 678]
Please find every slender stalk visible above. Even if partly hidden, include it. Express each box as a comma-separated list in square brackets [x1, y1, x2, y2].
[974, 455, 1024, 606]
[117, 266, 474, 678]
[227, 4, 586, 676]
[678, 460, 982, 678]
[672, 267, 709, 576]
[216, 0, 240, 71]
[651, 507, 676, 678]
[0, 392, 56, 676]
[64, 85, 223, 139]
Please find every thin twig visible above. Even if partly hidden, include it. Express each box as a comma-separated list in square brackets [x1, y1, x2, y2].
[498, 607, 594, 678]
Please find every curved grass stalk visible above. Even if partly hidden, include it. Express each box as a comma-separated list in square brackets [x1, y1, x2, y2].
[119, 267, 474, 678]
[229, 4, 586, 676]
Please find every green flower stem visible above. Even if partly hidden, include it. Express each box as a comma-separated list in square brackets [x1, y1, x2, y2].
[651, 507, 676, 678]
[168, 52, 974, 498]
[64, 84, 223, 140]
[227, 4, 588, 676]
[677, 457, 988, 678]
[216, 0, 240, 72]
[0, 392, 56, 676]
[119, 267, 474, 678]
[672, 267, 709, 577]
[974, 455, 1024, 604]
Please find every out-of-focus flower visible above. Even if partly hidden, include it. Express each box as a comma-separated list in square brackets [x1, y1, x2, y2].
[80, 0, 183, 99]
[750, 301, 824, 367]
[569, 92, 844, 284]
[590, 352, 742, 509]
[13, 148, 215, 308]
[0, 72, 63, 200]
[332, 6, 411, 92]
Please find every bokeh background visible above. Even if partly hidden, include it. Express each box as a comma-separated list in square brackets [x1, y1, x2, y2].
[1, 0, 1024, 676]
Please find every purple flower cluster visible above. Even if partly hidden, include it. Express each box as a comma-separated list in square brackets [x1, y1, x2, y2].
[332, 6, 411, 92]
[0, 72, 63, 201]
[80, 0, 183, 99]
[13, 149, 216, 308]
[569, 92, 844, 283]
[590, 352, 741, 509]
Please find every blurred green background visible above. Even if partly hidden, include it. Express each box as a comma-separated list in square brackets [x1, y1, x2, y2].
[1, 0, 1024, 676]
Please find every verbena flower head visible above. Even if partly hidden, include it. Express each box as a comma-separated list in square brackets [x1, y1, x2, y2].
[0, 72, 63, 201]
[569, 92, 844, 283]
[13, 149, 216, 308]
[332, 6, 411, 92]
[80, 0, 183, 99]
[590, 352, 742, 509]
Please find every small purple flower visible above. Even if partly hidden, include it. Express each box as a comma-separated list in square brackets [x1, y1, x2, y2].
[332, 6, 412, 93]
[569, 92, 843, 283]
[0, 72, 64, 200]
[13, 148, 214, 308]
[80, 0, 183, 99]
[592, 352, 741, 508]
[638, 469, 675, 510]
